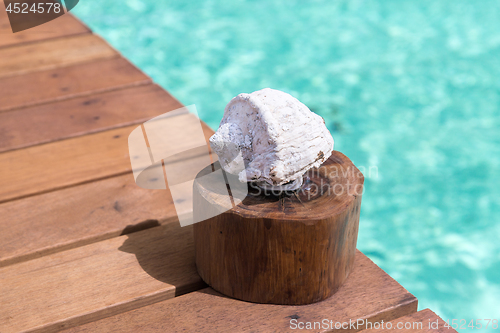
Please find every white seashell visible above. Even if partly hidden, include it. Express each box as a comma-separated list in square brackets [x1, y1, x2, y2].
[209, 88, 334, 190]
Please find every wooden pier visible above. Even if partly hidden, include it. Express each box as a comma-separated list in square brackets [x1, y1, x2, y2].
[0, 11, 454, 332]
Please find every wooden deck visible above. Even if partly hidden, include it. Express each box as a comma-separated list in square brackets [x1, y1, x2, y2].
[0, 13, 456, 333]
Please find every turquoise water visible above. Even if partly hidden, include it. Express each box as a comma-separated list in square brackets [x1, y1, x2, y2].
[74, 0, 500, 328]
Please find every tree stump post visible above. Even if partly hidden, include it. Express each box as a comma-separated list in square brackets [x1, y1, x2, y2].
[193, 151, 364, 305]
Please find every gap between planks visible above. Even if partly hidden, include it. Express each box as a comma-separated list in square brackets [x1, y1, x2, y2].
[0, 85, 215, 267]
[0, 13, 90, 49]
[60, 251, 418, 333]
[0, 34, 118, 79]
[0, 152, 217, 268]
[0, 84, 181, 153]
[0, 57, 152, 114]
[0, 223, 207, 333]
[0, 112, 215, 204]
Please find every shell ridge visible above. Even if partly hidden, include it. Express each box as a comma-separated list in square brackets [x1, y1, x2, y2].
[209, 88, 334, 187]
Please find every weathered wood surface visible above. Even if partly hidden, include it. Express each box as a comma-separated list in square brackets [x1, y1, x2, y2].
[0, 174, 173, 267]
[0, 12, 90, 48]
[0, 34, 117, 78]
[194, 152, 364, 304]
[0, 117, 214, 204]
[0, 84, 181, 153]
[63, 251, 417, 333]
[0, 224, 205, 333]
[0, 57, 151, 113]
[0, 151, 217, 268]
[361, 309, 457, 332]
[0, 125, 135, 203]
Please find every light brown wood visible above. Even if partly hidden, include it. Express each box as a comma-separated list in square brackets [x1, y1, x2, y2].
[0, 117, 214, 204]
[0, 57, 151, 113]
[0, 150, 217, 267]
[361, 309, 457, 332]
[0, 84, 183, 153]
[194, 152, 364, 304]
[0, 12, 90, 48]
[63, 251, 417, 333]
[0, 173, 172, 267]
[0, 125, 134, 203]
[0, 34, 117, 78]
[0, 224, 206, 333]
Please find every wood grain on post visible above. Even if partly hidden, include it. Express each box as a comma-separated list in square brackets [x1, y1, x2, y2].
[194, 151, 364, 304]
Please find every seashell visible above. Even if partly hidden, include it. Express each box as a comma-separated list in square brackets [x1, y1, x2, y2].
[209, 88, 334, 191]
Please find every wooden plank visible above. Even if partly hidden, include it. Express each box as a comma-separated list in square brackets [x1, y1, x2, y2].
[361, 309, 457, 332]
[63, 251, 417, 333]
[0, 34, 117, 78]
[0, 84, 182, 153]
[0, 115, 214, 203]
[0, 174, 172, 267]
[0, 12, 90, 48]
[0, 151, 216, 267]
[0, 57, 151, 113]
[0, 223, 206, 333]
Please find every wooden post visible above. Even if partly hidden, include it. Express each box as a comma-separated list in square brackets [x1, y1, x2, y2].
[193, 151, 364, 305]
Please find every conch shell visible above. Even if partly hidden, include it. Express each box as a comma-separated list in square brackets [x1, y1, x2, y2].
[209, 88, 334, 191]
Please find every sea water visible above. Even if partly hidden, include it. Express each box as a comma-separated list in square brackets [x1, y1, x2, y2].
[74, 0, 500, 328]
